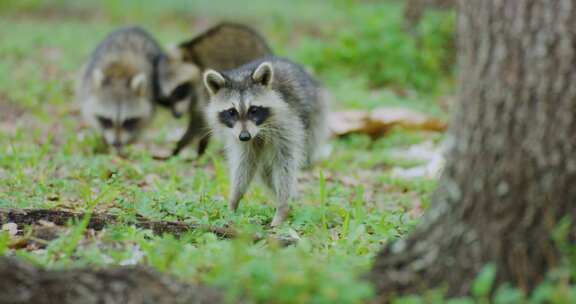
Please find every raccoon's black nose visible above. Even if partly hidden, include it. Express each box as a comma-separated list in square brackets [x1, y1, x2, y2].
[239, 131, 251, 141]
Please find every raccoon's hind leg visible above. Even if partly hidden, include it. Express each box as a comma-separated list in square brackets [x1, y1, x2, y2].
[228, 149, 257, 212]
[197, 135, 210, 155]
[172, 129, 193, 156]
[172, 110, 209, 157]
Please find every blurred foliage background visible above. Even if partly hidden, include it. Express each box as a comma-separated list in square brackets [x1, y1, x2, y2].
[0, 0, 455, 113]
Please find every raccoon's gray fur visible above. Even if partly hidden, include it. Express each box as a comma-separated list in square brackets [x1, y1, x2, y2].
[77, 26, 162, 150]
[203, 57, 330, 226]
[154, 23, 273, 157]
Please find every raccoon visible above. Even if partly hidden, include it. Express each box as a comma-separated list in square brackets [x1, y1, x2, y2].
[153, 45, 200, 119]
[77, 26, 162, 151]
[154, 23, 273, 157]
[153, 46, 208, 156]
[203, 57, 330, 226]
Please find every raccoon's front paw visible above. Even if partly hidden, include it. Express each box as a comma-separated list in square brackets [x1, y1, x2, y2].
[270, 206, 290, 227]
[228, 200, 240, 212]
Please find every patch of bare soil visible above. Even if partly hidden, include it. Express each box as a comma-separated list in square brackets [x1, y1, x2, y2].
[0, 96, 29, 135]
[0, 95, 26, 122]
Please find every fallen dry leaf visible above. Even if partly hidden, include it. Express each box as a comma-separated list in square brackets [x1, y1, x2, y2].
[390, 141, 445, 179]
[329, 107, 447, 138]
[370, 108, 446, 132]
[328, 110, 367, 137]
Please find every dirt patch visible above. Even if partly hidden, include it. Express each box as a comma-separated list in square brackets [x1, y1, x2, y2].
[0, 95, 34, 136]
[0, 96, 26, 122]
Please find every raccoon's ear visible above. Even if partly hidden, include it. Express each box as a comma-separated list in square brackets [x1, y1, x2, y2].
[92, 69, 105, 88]
[131, 73, 147, 97]
[203, 70, 225, 96]
[252, 62, 273, 87]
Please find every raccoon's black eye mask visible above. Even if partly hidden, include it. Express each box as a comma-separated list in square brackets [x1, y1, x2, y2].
[97, 116, 113, 129]
[247, 106, 269, 125]
[218, 106, 270, 128]
[122, 117, 141, 131]
[218, 108, 238, 128]
[96, 115, 141, 131]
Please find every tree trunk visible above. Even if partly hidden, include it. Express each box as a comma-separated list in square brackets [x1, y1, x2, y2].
[0, 257, 222, 304]
[371, 0, 576, 298]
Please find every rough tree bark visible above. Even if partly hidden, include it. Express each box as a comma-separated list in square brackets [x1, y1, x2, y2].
[371, 0, 576, 299]
[0, 257, 222, 304]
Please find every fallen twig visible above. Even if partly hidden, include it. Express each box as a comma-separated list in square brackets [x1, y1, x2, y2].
[0, 208, 298, 246]
[0, 208, 235, 238]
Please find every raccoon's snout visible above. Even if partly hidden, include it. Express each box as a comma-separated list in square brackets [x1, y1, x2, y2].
[239, 131, 251, 141]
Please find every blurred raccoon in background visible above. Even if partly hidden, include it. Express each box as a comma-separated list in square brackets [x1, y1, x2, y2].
[154, 46, 200, 119]
[154, 23, 273, 157]
[77, 26, 162, 152]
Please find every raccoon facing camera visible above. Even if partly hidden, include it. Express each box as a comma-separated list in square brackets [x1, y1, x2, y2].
[202, 58, 331, 226]
[154, 22, 273, 158]
[77, 26, 162, 152]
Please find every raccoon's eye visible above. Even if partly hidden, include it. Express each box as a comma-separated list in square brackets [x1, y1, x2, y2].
[218, 108, 238, 128]
[227, 108, 238, 118]
[247, 106, 270, 125]
[122, 118, 141, 131]
[170, 83, 192, 101]
[97, 116, 113, 129]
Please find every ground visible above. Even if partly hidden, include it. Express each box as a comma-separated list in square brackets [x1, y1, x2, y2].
[0, 1, 452, 303]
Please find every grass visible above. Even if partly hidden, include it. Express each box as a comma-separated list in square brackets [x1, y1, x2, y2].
[0, 1, 453, 303]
